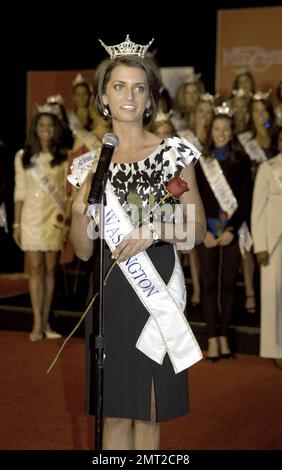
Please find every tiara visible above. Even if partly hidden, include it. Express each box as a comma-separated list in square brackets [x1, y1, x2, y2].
[183, 72, 201, 85]
[253, 89, 272, 101]
[36, 103, 58, 115]
[231, 88, 252, 99]
[99, 34, 154, 59]
[72, 73, 88, 88]
[200, 93, 219, 104]
[214, 102, 233, 117]
[46, 94, 64, 105]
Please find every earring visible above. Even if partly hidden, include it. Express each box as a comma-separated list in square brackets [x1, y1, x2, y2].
[103, 107, 109, 117]
[145, 107, 151, 118]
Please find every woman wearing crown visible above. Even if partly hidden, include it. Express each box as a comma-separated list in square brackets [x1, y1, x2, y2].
[237, 93, 278, 175]
[13, 110, 68, 341]
[195, 106, 253, 361]
[46, 94, 74, 152]
[68, 74, 93, 136]
[232, 69, 256, 97]
[229, 88, 251, 136]
[69, 35, 206, 450]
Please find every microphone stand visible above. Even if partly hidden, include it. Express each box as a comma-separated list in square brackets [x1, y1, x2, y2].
[87, 133, 118, 450]
[96, 193, 106, 450]
[89, 183, 107, 451]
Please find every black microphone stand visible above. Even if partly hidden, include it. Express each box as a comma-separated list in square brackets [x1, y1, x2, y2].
[89, 183, 107, 451]
[87, 133, 118, 450]
[95, 191, 106, 450]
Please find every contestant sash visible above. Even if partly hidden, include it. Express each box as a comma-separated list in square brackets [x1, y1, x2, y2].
[238, 131, 267, 164]
[30, 157, 65, 213]
[89, 184, 203, 373]
[199, 156, 252, 253]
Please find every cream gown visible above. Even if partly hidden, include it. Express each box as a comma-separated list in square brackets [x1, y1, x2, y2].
[14, 150, 68, 251]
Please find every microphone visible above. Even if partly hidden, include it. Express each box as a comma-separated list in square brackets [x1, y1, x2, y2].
[87, 133, 119, 205]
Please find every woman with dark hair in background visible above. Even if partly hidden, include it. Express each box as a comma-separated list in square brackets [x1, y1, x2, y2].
[232, 69, 256, 96]
[46, 94, 74, 151]
[195, 108, 252, 360]
[13, 111, 68, 341]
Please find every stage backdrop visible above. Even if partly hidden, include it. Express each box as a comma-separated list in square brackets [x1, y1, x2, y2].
[26, 67, 194, 124]
[216, 6, 282, 103]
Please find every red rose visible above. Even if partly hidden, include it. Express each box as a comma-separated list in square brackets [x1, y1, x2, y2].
[56, 213, 64, 223]
[167, 176, 189, 198]
[219, 210, 228, 221]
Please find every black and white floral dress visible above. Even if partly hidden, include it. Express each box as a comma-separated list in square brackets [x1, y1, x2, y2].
[85, 137, 200, 422]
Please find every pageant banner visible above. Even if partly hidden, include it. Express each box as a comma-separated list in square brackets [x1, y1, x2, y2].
[216, 6, 282, 103]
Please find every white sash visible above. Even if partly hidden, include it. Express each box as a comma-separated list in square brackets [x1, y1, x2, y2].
[30, 156, 65, 213]
[266, 153, 282, 192]
[238, 131, 267, 164]
[89, 184, 203, 373]
[199, 156, 253, 253]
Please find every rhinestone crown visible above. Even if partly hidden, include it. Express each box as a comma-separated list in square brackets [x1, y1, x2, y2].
[46, 94, 64, 105]
[99, 34, 154, 59]
[253, 89, 272, 101]
[36, 104, 58, 115]
[214, 102, 233, 117]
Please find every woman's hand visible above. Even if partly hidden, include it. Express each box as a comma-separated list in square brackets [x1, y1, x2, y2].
[217, 230, 234, 246]
[71, 174, 92, 217]
[13, 226, 21, 249]
[203, 231, 218, 248]
[70, 174, 95, 262]
[112, 225, 154, 262]
[256, 251, 269, 266]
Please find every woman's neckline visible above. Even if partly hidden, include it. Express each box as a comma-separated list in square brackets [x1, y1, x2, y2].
[111, 138, 167, 166]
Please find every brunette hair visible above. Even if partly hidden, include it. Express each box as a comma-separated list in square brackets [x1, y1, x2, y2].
[22, 112, 66, 168]
[93, 55, 161, 126]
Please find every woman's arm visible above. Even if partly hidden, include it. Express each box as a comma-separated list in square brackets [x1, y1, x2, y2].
[13, 151, 26, 248]
[13, 200, 24, 248]
[179, 163, 207, 245]
[251, 162, 269, 255]
[70, 176, 94, 261]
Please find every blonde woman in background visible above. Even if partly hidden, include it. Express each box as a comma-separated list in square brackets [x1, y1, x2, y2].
[179, 95, 215, 306]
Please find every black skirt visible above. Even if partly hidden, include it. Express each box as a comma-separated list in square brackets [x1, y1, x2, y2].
[85, 243, 189, 422]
